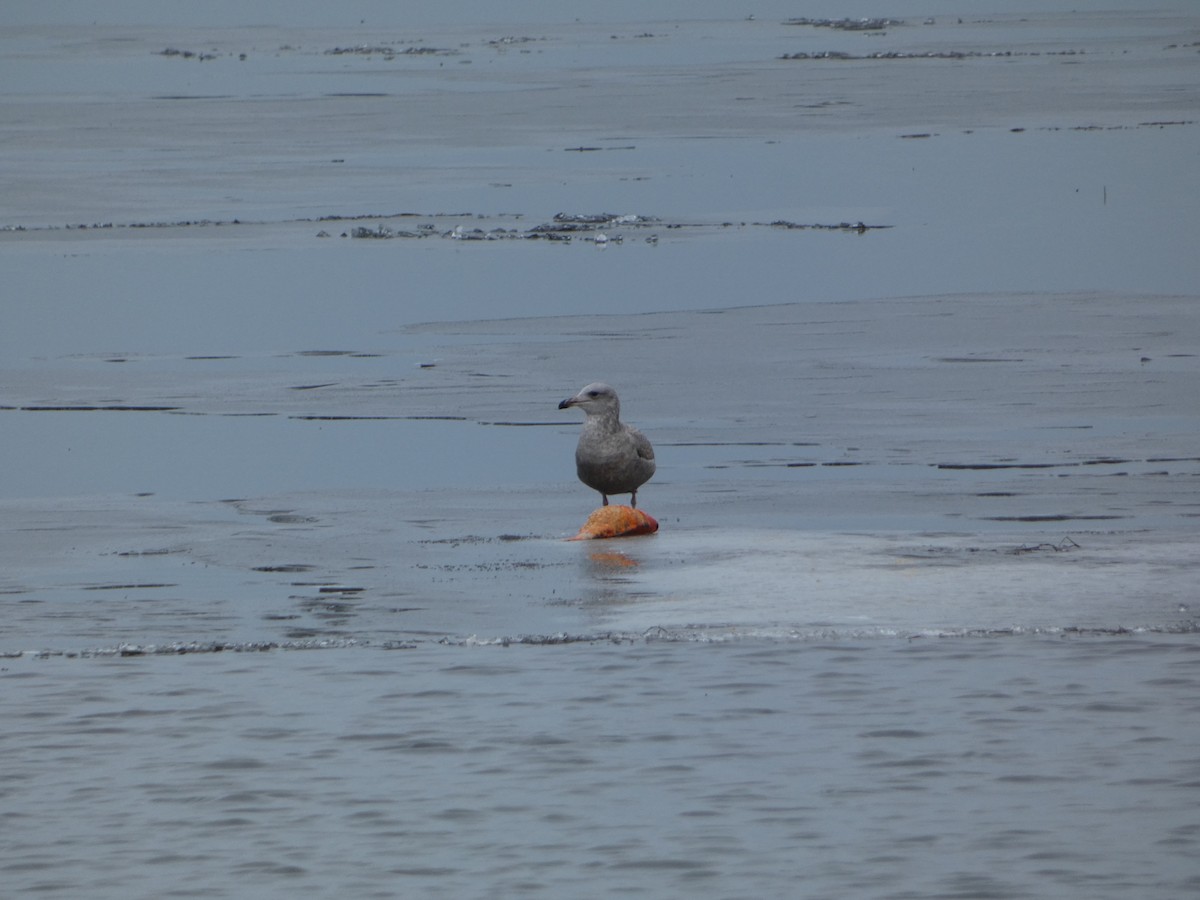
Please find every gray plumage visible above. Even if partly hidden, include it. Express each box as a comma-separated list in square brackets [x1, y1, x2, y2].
[558, 382, 656, 508]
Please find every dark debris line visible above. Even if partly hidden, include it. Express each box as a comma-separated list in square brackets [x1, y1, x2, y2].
[780, 49, 1087, 60]
[346, 213, 888, 242]
[2, 212, 890, 238]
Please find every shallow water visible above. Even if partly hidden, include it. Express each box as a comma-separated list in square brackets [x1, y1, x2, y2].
[3, 5, 1199, 898]
[4, 637, 1199, 899]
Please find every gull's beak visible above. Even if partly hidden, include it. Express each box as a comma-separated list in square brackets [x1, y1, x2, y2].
[558, 396, 578, 410]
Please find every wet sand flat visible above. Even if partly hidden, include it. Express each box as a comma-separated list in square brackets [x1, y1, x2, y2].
[3, 289, 1198, 645]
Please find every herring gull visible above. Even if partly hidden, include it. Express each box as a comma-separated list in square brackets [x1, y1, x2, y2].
[559, 382, 656, 508]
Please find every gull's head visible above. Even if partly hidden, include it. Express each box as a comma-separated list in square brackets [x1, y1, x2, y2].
[559, 382, 620, 416]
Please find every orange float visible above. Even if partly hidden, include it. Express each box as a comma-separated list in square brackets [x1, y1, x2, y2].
[567, 505, 659, 541]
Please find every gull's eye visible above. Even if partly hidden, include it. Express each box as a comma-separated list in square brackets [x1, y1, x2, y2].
[587, 390, 600, 398]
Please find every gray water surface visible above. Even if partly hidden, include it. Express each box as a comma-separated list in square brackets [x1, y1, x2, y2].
[3, 5, 1199, 898]
[4, 638, 1198, 900]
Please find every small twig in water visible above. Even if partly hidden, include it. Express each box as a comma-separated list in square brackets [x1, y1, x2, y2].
[1010, 536, 1080, 555]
